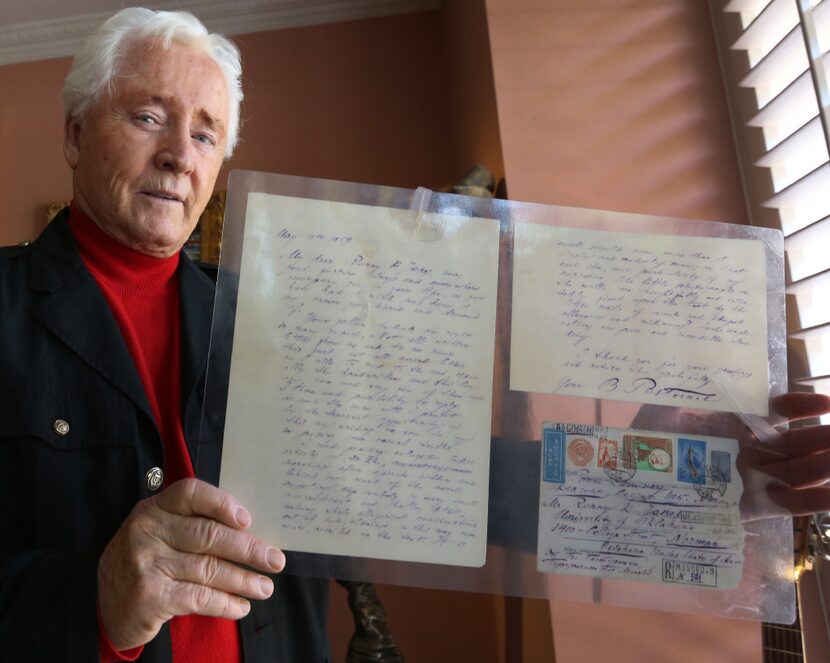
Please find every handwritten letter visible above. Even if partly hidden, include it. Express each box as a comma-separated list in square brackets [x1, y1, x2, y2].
[220, 193, 499, 567]
[511, 224, 769, 415]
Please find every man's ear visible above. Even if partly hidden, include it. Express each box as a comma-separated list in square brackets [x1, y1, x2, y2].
[63, 117, 82, 169]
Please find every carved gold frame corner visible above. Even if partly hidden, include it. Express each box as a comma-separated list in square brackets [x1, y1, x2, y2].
[46, 201, 69, 223]
[199, 190, 226, 265]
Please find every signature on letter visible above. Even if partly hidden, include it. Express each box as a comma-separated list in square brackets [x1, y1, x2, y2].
[598, 376, 717, 402]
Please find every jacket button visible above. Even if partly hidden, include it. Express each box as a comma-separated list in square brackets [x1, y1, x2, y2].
[53, 419, 70, 436]
[145, 467, 164, 491]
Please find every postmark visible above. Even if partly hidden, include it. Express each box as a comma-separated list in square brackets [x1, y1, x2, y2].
[567, 437, 594, 467]
[677, 437, 706, 484]
[694, 465, 728, 501]
[623, 435, 673, 473]
[599, 437, 635, 483]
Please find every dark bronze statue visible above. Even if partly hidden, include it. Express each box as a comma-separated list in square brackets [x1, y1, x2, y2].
[336, 580, 404, 663]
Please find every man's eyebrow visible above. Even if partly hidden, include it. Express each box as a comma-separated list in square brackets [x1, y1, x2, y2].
[198, 110, 226, 132]
[142, 95, 226, 132]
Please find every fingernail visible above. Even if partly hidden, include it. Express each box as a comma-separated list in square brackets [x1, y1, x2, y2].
[235, 508, 251, 527]
[239, 598, 250, 615]
[267, 548, 285, 570]
[259, 576, 274, 596]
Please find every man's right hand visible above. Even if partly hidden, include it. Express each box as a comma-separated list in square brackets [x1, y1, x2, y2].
[97, 478, 284, 651]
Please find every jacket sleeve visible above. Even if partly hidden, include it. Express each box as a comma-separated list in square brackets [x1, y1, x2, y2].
[0, 549, 100, 660]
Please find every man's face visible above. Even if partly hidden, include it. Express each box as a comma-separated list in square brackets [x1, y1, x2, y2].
[64, 39, 229, 258]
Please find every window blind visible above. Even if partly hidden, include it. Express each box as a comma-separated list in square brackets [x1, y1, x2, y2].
[714, 0, 830, 418]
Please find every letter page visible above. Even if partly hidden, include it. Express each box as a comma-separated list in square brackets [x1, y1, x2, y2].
[511, 224, 769, 415]
[220, 193, 500, 566]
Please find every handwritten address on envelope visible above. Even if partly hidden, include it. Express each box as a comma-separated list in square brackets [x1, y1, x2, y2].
[219, 193, 499, 567]
[537, 422, 744, 589]
[510, 224, 770, 415]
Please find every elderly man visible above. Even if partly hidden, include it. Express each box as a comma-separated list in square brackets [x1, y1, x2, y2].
[0, 8, 328, 662]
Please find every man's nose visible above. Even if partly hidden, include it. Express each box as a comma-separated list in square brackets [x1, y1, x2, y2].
[154, 126, 195, 174]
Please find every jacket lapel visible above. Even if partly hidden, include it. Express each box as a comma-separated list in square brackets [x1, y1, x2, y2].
[30, 212, 223, 481]
[179, 256, 219, 482]
[29, 213, 156, 424]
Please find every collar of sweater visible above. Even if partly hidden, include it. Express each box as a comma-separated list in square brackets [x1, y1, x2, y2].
[67, 202, 180, 297]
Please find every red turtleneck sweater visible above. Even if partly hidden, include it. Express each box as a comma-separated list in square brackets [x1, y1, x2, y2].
[68, 205, 241, 663]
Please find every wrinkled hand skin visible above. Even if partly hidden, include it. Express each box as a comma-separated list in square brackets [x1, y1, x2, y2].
[632, 393, 830, 521]
[97, 478, 286, 651]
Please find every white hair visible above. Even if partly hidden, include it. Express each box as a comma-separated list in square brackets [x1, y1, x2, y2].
[63, 7, 242, 158]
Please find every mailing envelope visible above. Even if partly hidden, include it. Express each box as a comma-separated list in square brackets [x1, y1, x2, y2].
[537, 421, 744, 589]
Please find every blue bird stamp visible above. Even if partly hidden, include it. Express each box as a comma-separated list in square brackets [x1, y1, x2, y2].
[678, 437, 706, 484]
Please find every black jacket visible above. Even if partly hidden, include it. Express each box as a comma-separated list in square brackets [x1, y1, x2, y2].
[0, 213, 330, 662]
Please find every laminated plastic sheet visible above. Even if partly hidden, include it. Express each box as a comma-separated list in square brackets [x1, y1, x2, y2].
[200, 170, 793, 623]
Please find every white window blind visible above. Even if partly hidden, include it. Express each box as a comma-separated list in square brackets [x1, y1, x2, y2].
[712, 0, 830, 419]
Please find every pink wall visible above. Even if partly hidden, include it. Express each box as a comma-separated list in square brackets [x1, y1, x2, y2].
[441, 0, 505, 186]
[224, 13, 456, 189]
[485, 1, 760, 661]
[486, 0, 748, 222]
[0, 56, 72, 243]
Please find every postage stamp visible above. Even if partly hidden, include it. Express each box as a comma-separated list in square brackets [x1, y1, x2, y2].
[567, 438, 594, 467]
[678, 437, 707, 484]
[597, 438, 618, 470]
[599, 438, 635, 483]
[623, 435, 673, 473]
[710, 450, 731, 483]
[542, 428, 566, 483]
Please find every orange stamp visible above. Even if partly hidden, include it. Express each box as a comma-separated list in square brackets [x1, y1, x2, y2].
[597, 438, 618, 469]
[567, 438, 594, 467]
